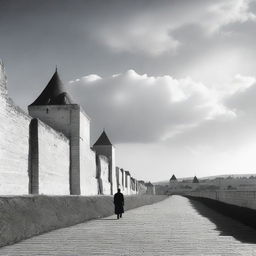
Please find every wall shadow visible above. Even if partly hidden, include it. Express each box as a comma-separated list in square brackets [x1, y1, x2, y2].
[187, 197, 256, 244]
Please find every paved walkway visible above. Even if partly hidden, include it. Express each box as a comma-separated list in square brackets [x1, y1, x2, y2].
[1, 196, 256, 255]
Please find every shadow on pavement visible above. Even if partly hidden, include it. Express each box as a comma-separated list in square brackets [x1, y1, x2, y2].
[188, 197, 256, 244]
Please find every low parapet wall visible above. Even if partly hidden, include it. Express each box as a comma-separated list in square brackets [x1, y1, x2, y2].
[184, 190, 256, 210]
[184, 190, 256, 229]
[0, 195, 167, 247]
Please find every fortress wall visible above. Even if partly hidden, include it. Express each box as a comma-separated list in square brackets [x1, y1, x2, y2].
[0, 64, 31, 195]
[115, 167, 119, 190]
[80, 145, 98, 195]
[184, 190, 256, 210]
[29, 105, 82, 195]
[69, 107, 81, 195]
[98, 155, 111, 195]
[130, 178, 135, 194]
[0, 195, 167, 247]
[92, 145, 116, 195]
[28, 105, 73, 137]
[79, 112, 98, 195]
[124, 172, 128, 195]
[123, 173, 131, 195]
[138, 183, 147, 195]
[37, 120, 70, 195]
[111, 148, 117, 194]
[0, 101, 31, 195]
[132, 178, 138, 194]
[116, 167, 124, 193]
[127, 175, 131, 195]
[121, 169, 125, 192]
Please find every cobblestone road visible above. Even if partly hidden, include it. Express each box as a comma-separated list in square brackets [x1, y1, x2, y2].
[1, 195, 256, 256]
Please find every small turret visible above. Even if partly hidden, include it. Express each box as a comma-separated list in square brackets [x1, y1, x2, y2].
[145, 182, 156, 195]
[93, 130, 116, 194]
[193, 176, 199, 183]
[170, 174, 177, 182]
[28, 68, 91, 195]
[93, 130, 112, 146]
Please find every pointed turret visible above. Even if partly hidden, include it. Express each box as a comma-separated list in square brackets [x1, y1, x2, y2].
[28, 68, 91, 196]
[93, 130, 115, 194]
[145, 182, 155, 195]
[93, 131, 112, 146]
[29, 69, 73, 106]
[170, 174, 177, 182]
[193, 176, 199, 183]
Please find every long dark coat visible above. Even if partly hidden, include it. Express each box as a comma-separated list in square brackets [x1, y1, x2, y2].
[114, 192, 124, 214]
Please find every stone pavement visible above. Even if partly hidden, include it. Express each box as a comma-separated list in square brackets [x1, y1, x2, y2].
[1, 195, 256, 256]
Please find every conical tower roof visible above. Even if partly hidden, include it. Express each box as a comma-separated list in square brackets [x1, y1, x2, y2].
[29, 69, 73, 106]
[93, 131, 112, 146]
[193, 176, 199, 183]
[170, 174, 177, 181]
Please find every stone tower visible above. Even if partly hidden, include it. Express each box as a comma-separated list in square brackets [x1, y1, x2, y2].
[28, 69, 93, 195]
[193, 176, 199, 183]
[170, 174, 177, 183]
[93, 131, 116, 194]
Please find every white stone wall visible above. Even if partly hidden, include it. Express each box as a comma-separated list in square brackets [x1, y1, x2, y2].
[127, 175, 131, 195]
[123, 172, 131, 195]
[116, 167, 125, 193]
[0, 62, 144, 196]
[80, 146, 98, 195]
[130, 178, 137, 195]
[37, 120, 70, 195]
[124, 172, 128, 195]
[79, 112, 98, 195]
[93, 145, 116, 195]
[120, 169, 125, 192]
[0, 64, 31, 194]
[0, 64, 70, 196]
[98, 155, 111, 195]
[28, 105, 73, 137]
[111, 147, 117, 194]
[29, 105, 81, 195]
[0, 103, 31, 195]
[146, 185, 156, 195]
[138, 183, 147, 194]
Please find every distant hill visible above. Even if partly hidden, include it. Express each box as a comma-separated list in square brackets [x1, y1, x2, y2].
[153, 173, 256, 186]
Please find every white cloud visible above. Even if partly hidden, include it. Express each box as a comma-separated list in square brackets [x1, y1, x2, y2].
[98, 22, 179, 57]
[81, 74, 102, 83]
[92, 0, 256, 56]
[229, 74, 256, 93]
[67, 69, 255, 144]
[206, 0, 256, 33]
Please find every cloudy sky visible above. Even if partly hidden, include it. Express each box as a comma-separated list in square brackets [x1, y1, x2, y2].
[1, 0, 256, 181]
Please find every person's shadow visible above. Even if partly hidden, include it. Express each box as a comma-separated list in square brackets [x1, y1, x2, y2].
[188, 197, 256, 244]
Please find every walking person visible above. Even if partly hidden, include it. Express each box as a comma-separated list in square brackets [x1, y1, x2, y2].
[114, 188, 124, 219]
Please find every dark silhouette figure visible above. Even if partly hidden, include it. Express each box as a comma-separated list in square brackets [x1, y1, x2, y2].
[114, 188, 124, 219]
